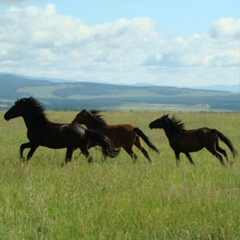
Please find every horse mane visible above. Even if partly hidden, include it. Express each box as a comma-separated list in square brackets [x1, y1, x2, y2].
[16, 96, 48, 123]
[89, 110, 107, 125]
[169, 115, 185, 130]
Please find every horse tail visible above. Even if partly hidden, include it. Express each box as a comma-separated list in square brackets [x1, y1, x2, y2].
[86, 130, 120, 158]
[212, 129, 238, 157]
[134, 128, 159, 153]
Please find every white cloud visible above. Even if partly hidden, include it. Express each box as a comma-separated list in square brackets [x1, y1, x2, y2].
[143, 31, 238, 69]
[210, 18, 240, 39]
[0, 4, 239, 86]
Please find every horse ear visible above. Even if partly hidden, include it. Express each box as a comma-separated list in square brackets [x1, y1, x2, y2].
[80, 109, 86, 115]
[161, 114, 166, 119]
[162, 114, 169, 122]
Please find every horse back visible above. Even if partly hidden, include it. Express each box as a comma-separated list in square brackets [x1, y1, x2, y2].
[27, 122, 88, 148]
[97, 124, 136, 148]
[182, 127, 214, 142]
[169, 127, 214, 152]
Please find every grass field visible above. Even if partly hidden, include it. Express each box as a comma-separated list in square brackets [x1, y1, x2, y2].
[0, 110, 239, 239]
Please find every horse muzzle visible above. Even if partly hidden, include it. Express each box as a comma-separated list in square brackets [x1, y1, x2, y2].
[149, 123, 154, 129]
[4, 113, 10, 121]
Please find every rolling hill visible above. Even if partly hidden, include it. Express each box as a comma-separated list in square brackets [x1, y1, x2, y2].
[0, 73, 239, 111]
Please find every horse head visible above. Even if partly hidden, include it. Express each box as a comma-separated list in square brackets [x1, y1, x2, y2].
[149, 114, 169, 129]
[72, 109, 89, 125]
[4, 98, 30, 121]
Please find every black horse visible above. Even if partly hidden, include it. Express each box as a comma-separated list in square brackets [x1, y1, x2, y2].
[4, 97, 119, 165]
[149, 114, 237, 166]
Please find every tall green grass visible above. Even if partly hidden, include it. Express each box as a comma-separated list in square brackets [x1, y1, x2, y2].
[0, 111, 239, 239]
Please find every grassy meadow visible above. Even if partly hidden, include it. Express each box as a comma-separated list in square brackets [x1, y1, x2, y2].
[0, 110, 240, 240]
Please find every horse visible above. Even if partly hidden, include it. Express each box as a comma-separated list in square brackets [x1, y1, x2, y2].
[72, 109, 159, 163]
[149, 114, 237, 166]
[4, 97, 119, 165]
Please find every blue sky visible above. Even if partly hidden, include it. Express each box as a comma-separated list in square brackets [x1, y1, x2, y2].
[47, 0, 240, 36]
[0, 0, 239, 87]
[3, 0, 239, 37]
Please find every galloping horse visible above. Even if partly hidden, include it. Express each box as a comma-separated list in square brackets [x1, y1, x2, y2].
[149, 114, 237, 166]
[4, 97, 119, 165]
[72, 109, 159, 163]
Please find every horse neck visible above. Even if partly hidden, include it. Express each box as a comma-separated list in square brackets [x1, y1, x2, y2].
[22, 112, 48, 130]
[85, 116, 105, 131]
[163, 124, 181, 139]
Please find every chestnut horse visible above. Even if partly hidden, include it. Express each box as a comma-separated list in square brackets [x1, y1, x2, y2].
[72, 109, 159, 163]
[4, 97, 119, 165]
[149, 114, 237, 166]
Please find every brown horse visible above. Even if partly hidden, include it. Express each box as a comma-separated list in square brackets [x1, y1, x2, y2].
[149, 114, 237, 166]
[72, 109, 159, 162]
[4, 97, 119, 165]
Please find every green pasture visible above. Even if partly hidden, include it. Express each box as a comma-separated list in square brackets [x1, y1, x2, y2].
[0, 111, 239, 239]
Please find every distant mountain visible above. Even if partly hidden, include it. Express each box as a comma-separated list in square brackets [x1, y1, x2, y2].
[0, 73, 54, 99]
[128, 82, 156, 87]
[121, 83, 239, 92]
[0, 73, 239, 111]
[198, 85, 240, 93]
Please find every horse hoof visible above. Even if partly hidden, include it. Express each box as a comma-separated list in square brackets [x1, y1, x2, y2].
[61, 162, 67, 167]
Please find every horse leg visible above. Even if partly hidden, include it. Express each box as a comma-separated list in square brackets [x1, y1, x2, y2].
[80, 147, 93, 164]
[20, 142, 32, 161]
[134, 137, 151, 163]
[216, 145, 228, 162]
[174, 151, 180, 166]
[184, 152, 195, 165]
[205, 146, 225, 165]
[26, 146, 38, 161]
[216, 145, 233, 165]
[124, 147, 137, 163]
[64, 147, 74, 165]
[132, 152, 138, 163]
[84, 151, 93, 164]
[140, 147, 152, 163]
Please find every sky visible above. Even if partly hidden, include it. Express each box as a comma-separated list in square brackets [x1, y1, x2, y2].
[0, 0, 239, 87]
